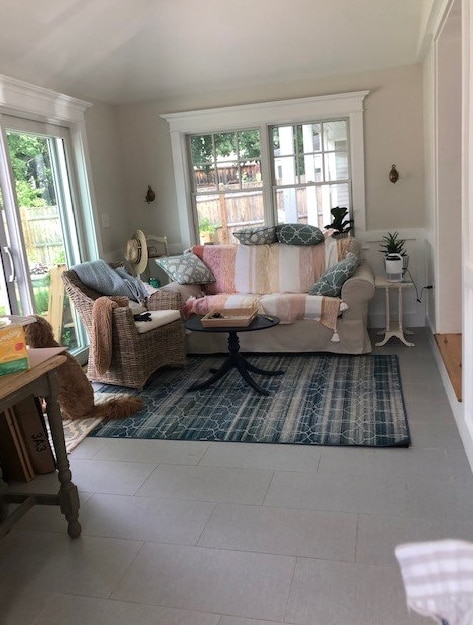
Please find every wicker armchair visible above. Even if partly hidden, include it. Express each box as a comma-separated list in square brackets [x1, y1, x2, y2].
[62, 267, 186, 390]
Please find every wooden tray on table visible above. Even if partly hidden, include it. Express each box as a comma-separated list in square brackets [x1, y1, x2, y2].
[200, 307, 258, 328]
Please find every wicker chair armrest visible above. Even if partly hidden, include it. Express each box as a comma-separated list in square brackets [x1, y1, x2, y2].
[147, 290, 182, 311]
[111, 304, 138, 326]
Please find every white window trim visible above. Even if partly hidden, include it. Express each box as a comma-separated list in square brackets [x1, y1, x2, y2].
[162, 91, 369, 250]
[0, 73, 100, 259]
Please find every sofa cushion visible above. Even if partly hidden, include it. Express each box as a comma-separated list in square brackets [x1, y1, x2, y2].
[156, 252, 215, 285]
[233, 226, 278, 245]
[309, 253, 359, 297]
[278, 224, 324, 246]
[134, 309, 181, 333]
[192, 245, 238, 294]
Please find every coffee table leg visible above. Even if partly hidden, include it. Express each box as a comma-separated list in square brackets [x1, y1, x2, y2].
[243, 356, 285, 377]
[188, 357, 234, 391]
[188, 330, 284, 395]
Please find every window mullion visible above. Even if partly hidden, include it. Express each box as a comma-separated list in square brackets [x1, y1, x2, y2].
[259, 125, 274, 225]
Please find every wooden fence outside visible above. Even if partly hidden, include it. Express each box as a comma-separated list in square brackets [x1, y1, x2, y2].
[20, 205, 64, 268]
[196, 188, 310, 243]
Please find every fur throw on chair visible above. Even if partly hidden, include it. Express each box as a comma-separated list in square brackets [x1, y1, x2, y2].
[24, 315, 143, 420]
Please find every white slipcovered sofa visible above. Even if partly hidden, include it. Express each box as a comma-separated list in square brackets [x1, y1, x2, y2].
[160, 231, 375, 355]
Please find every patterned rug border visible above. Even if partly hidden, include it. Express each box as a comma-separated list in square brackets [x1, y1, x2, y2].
[64, 353, 410, 450]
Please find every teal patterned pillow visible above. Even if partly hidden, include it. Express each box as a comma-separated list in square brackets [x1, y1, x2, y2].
[156, 252, 215, 285]
[309, 253, 359, 297]
[278, 223, 325, 245]
[233, 226, 277, 245]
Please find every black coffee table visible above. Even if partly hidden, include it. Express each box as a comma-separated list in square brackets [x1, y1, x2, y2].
[184, 315, 284, 395]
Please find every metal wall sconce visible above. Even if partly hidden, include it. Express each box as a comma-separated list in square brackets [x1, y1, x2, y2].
[145, 185, 156, 204]
[389, 164, 400, 184]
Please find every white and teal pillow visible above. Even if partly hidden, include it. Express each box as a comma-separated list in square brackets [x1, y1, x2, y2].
[308, 253, 359, 297]
[233, 226, 278, 245]
[277, 223, 324, 245]
[156, 252, 215, 285]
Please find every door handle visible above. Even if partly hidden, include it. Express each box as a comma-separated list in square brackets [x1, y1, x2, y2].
[2, 246, 15, 282]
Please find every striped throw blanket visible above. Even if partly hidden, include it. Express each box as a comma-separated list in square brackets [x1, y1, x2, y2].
[185, 239, 353, 331]
[395, 540, 473, 625]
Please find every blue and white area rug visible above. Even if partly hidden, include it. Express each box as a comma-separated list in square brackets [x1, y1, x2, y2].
[84, 354, 410, 447]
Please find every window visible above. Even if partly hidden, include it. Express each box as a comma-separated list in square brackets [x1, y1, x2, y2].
[189, 130, 263, 243]
[163, 91, 368, 249]
[0, 75, 99, 362]
[271, 120, 350, 230]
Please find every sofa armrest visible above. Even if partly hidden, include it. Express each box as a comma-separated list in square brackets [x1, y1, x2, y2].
[159, 281, 205, 303]
[341, 261, 375, 307]
[147, 289, 182, 311]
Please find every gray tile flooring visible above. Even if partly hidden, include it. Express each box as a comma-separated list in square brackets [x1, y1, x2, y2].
[1, 328, 472, 624]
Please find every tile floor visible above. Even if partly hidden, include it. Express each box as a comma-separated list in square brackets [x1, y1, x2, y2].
[1, 328, 472, 625]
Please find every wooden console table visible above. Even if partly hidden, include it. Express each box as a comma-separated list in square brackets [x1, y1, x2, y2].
[0, 348, 81, 539]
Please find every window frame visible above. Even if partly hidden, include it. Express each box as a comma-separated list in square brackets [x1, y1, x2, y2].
[0, 74, 99, 363]
[162, 91, 369, 250]
[270, 119, 352, 228]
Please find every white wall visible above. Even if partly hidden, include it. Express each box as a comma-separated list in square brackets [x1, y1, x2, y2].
[83, 100, 130, 260]
[117, 64, 426, 238]
[423, 44, 438, 331]
[115, 103, 184, 255]
[436, 6, 462, 333]
[462, 0, 473, 465]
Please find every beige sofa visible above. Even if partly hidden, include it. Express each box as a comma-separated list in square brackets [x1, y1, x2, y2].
[162, 235, 375, 354]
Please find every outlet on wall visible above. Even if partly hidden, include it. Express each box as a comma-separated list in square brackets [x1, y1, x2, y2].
[101, 213, 110, 228]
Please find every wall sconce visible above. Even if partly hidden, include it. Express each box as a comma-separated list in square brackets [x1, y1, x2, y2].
[389, 164, 400, 184]
[145, 185, 156, 204]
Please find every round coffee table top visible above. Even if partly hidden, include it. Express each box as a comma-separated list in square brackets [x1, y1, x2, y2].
[184, 314, 280, 334]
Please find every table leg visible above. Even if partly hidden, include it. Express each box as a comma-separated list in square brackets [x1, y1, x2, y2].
[397, 287, 403, 333]
[45, 370, 81, 538]
[375, 287, 392, 346]
[0, 467, 9, 523]
[188, 331, 284, 395]
[385, 287, 390, 332]
[376, 284, 415, 347]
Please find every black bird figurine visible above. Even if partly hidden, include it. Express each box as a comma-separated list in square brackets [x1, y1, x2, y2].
[145, 185, 156, 204]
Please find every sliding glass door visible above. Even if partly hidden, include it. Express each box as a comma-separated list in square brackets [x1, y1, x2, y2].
[0, 115, 89, 355]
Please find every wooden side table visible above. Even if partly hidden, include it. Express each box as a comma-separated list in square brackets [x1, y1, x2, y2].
[375, 276, 415, 347]
[0, 348, 81, 539]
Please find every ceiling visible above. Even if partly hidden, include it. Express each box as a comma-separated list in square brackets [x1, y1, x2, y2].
[0, 0, 435, 105]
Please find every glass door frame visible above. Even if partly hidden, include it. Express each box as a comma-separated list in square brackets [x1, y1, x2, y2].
[0, 75, 101, 362]
[1, 116, 85, 312]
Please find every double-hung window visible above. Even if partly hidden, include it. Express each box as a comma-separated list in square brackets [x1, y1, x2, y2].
[189, 130, 264, 243]
[271, 120, 350, 231]
[164, 91, 368, 249]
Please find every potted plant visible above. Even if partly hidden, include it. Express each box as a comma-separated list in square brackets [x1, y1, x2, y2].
[325, 206, 354, 238]
[379, 231, 409, 280]
[199, 218, 218, 244]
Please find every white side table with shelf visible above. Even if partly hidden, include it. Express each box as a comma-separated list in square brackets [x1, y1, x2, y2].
[375, 276, 415, 347]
